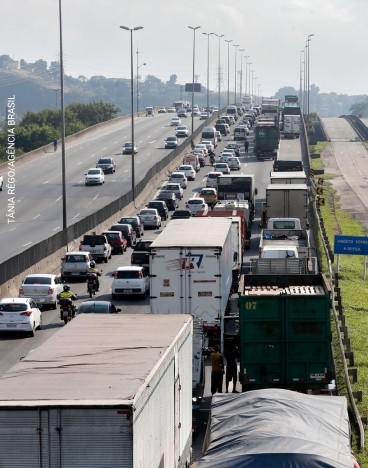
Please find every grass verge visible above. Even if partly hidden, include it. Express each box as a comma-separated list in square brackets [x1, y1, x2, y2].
[310, 141, 328, 155]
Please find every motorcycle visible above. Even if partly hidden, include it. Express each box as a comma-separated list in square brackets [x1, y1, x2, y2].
[86, 272, 99, 298]
[58, 297, 74, 325]
[209, 153, 216, 165]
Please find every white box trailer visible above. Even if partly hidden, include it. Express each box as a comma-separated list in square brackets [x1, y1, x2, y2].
[266, 184, 309, 229]
[149, 218, 233, 347]
[0, 314, 193, 468]
[283, 114, 300, 138]
[270, 171, 307, 184]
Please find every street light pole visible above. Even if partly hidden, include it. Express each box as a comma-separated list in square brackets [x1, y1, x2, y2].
[253, 76, 257, 103]
[136, 48, 146, 117]
[202, 32, 211, 113]
[244, 56, 249, 100]
[120, 25, 143, 205]
[233, 44, 239, 105]
[248, 63, 252, 95]
[189, 26, 201, 135]
[250, 70, 255, 99]
[304, 42, 308, 117]
[211, 33, 224, 111]
[53, 88, 60, 109]
[238, 49, 244, 104]
[225, 39, 232, 105]
[257, 84, 261, 106]
[300, 50, 304, 108]
[307, 34, 314, 126]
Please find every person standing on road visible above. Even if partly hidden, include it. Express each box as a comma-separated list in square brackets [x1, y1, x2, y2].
[244, 138, 249, 153]
[53, 138, 58, 152]
[210, 344, 224, 395]
[224, 341, 239, 393]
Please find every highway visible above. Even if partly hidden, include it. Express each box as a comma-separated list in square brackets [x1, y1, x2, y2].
[0, 112, 205, 262]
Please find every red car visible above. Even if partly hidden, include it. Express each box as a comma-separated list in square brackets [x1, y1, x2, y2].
[101, 231, 127, 254]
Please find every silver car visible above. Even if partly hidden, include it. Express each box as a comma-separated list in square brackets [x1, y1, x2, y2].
[227, 157, 241, 170]
[61, 251, 93, 282]
[168, 172, 188, 188]
[19, 274, 63, 309]
[206, 172, 222, 188]
[138, 209, 162, 228]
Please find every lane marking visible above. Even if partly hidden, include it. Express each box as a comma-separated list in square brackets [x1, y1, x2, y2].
[9, 228, 16, 232]
[73, 213, 80, 219]
[125, 170, 128, 172]
[112, 179, 116, 182]
[77, 162, 82, 165]
[93, 194, 99, 200]
[103, 147, 107, 150]
[137, 161, 141, 164]
[33, 214, 41, 219]
[56, 195, 62, 201]
[52, 226, 60, 231]
[43, 181, 49, 185]
[23, 242, 32, 246]
[149, 140, 156, 144]
[78, 180, 82, 183]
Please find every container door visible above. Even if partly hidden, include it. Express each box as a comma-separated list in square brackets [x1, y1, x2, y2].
[174, 377, 181, 466]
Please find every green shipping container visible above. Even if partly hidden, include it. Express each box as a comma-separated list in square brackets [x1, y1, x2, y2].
[238, 274, 332, 391]
[255, 125, 280, 158]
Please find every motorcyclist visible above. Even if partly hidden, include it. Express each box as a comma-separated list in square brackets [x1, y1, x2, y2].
[87, 261, 101, 291]
[209, 150, 216, 164]
[57, 285, 77, 319]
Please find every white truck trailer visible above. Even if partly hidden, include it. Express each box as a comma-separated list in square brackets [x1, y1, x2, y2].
[270, 171, 307, 184]
[149, 218, 233, 347]
[0, 314, 193, 468]
[265, 184, 309, 229]
[283, 114, 301, 138]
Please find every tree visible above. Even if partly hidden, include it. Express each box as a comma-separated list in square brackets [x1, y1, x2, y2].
[144, 74, 162, 85]
[167, 74, 177, 85]
[350, 98, 368, 117]
[48, 61, 60, 80]
[0, 54, 11, 67]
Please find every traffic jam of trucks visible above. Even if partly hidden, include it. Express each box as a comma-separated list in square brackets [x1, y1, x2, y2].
[0, 95, 360, 468]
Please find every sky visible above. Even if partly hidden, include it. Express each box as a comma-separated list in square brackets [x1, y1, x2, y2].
[1, 0, 368, 97]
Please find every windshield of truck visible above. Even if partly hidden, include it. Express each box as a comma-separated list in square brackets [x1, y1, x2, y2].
[135, 241, 153, 250]
[272, 221, 296, 229]
[24, 276, 52, 285]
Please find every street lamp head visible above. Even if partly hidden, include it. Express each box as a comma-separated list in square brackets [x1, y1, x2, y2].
[239, 49, 245, 53]
[143, 63, 146, 66]
[225, 39, 232, 43]
[309, 33, 315, 38]
[120, 26, 129, 30]
[188, 26, 201, 30]
[134, 26, 143, 31]
[233, 44, 240, 47]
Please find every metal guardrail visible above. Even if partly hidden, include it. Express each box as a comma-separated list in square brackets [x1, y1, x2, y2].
[301, 114, 365, 450]
[340, 115, 368, 141]
[0, 109, 226, 287]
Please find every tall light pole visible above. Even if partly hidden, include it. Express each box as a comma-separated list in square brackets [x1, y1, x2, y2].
[188, 26, 201, 135]
[225, 39, 232, 105]
[136, 48, 146, 116]
[244, 56, 249, 97]
[202, 32, 211, 112]
[58, 0, 67, 231]
[53, 88, 60, 109]
[257, 84, 261, 106]
[250, 70, 255, 99]
[211, 33, 224, 111]
[238, 49, 244, 103]
[304, 42, 308, 117]
[248, 62, 252, 94]
[120, 25, 143, 205]
[253, 77, 257, 104]
[299, 50, 304, 107]
[233, 44, 239, 105]
[307, 34, 314, 126]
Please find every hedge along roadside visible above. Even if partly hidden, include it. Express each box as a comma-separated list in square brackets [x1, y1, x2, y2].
[0, 110, 224, 298]
[0, 106, 163, 172]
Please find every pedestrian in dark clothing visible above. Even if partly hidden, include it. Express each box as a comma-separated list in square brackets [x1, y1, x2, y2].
[224, 341, 239, 393]
[210, 344, 224, 395]
[244, 138, 249, 153]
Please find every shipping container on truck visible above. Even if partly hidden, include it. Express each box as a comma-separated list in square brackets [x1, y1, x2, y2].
[0, 314, 193, 468]
[270, 170, 306, 184]
[216, 174, 257, 219]
[282, 102, 301, 117]
[285, 95, 299, 103]
[266, 184, 308, 228]
[283, 115, 301, 138]
[149, 218, 233, 347]
[212, 200, 251, 227]
[273, 159, 303, 172]
[254, 124, 280, 159]
[241, 95, 253, 111]
[261, 98, 279, 116]
[237, 274, 332, 392]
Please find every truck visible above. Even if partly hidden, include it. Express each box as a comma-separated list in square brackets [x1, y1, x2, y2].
[283, 115, 301, 138]
[273, 159, 303, 172]
[192, 318, 206, 433]
[265, 217, 302, 230]
[0, 314, 193, 468]
[198, 389, 353, 468]
[237, 273, 332, 392]
[213, 200, 250, 227]
[261, 98, 279, 116]
[79, 233, 112, 263]
[270, 170, 306, 184]
[254, 123, 280, 159]
[241, 95, 253, 111]
[216, 175, 257, 219]
[259, 229, 311, 259]
[131, 239, 154, 269]
[149, 218, 233, 346]
[265, 184, 309, 228]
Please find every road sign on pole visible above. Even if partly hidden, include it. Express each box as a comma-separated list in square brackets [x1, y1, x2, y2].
[334, 235, 368, 278]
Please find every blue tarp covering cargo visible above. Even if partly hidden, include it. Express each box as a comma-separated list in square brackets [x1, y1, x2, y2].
[198, 388, 352, 468]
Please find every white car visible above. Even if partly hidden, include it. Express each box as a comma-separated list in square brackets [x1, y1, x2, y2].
[227, 115, 235, 125]
[220, 150, 235, 163]
[227, 157, 241, 170]
[169, 172, 188, 188]
[215, 131, 222, 142]
[0, 298, 42, 336]
[176, 126, 189, 137]
[177, 164, 196, 181]
[201, 140, 214, 152]
[213, 107, 219, 112]
[206, 172, 222, 188]
[193, 109, 200, 116]
[238, 124, 250, 135]
[194, 144, 208, 156]
[167, 107, 176, 113]
[214, 162, 230, 174]
[170, 117, 181, 126]
[19, 274, 63, 309]
[85, 168, 104, 186]
[138, 208, 162, 228]
[111, 266, 150, 300]
[158, 108, 167, 114]
[200, 112, 208, 119]
[185, 197, 209, 215]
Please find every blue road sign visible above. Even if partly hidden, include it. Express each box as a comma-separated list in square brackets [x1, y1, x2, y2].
[334, 235, 368, 255]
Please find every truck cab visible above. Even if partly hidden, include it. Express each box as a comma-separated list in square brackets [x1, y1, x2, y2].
[146, 107, 154, 117]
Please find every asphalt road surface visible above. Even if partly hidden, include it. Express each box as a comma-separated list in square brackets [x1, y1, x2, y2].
[0, 112, 204, 262]
[321, 118, 358, 141]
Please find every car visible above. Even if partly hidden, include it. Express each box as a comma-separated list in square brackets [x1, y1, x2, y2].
[206, 172, 222, 188]
[85, 168, 104, 186]
[109, 224, 136, 247]
[167, 107, 176, 113]
[226, 143, 241, 156]
[177, 164, 196, 180]
[165, 136, 179, 149]
[0, 298, 42, 337]
[111, 266, 150, 300]
[101, 230, 128, 254]
[19, 274, 63, 310]
[170, 117, 181, 126]
[215, 130, 222, 142]
[155, 192, 179, 210]
[213, 162, 230, 174]
[227, 156, 241, 170]
[227, 115, 236, 125]
[221, 115, 231, 126]
[213, 106, 219, 112]
[241, 119, 251, 129]
[194, 144, 208, 156]
[96, 157, 116, 174]
[185, 197, 209, 215]
[224, 123, 231, 134]
[169, 172, 188, 188]
[118, 216, 144, 238]
[138, 208, 162, 228]
[186, 107, 192, 114]
[177, 109, 187, 118]
[77, 301, 121, 314]
[176, 125, 189, 137]
[201, 140, 214, 152]
[199, 188, 217, 207]
[123, 142, 138, 154]
[61, 251, 93, 282]
[162, 182, 184, 199]
[146, 201, 168, 221]
[215, 123, 227, 136]
[193, 109, 200, 116]
[220, 150, 235, 163]
[158, 108, 167, 114]
[200, 112, 208, 120]
[192, 149, 205, 167]
[237, 124, 250, 135]
[171, 210, 194, 219]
